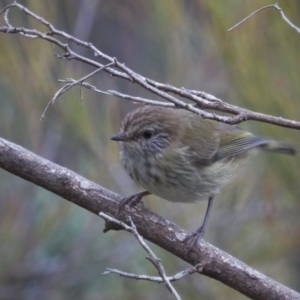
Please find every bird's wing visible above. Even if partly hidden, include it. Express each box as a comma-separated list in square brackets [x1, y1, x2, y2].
[179, 117, 220, 165]
[176, 110, 271, 165]
[216, 133, 269, 161]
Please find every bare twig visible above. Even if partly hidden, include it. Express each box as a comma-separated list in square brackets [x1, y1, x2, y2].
[40, 62, 114, 120]
[228, 4, 275, 31]
[103, 265, 200, 283]
[0, 3, 15, 16]
[229, 4, 300, 34]
[58, 80, 108, 95]
[99, 213, 182, 300]
[56, 81, 175, 107]
[100, 214, 183, 299]
[107, 90, 175, 107]
[1, 2, 300, 129]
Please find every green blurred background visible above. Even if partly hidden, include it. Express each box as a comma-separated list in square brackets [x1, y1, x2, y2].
[0, 0, 300, 299]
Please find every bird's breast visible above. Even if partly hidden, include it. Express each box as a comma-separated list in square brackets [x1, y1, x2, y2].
[120, 145, 245, 203]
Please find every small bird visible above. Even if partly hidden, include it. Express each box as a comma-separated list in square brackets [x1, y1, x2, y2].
[111, 106, 296, 250]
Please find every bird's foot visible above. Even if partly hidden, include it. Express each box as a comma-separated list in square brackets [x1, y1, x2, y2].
[118, 190, 150, 214]
[184, 225, 205, 257]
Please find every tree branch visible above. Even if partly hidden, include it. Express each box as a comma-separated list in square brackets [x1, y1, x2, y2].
[0, 137, 299, 300]
[1, 2, 300, 130]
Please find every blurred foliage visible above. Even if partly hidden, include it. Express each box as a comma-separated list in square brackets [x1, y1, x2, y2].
[0, 0, 300, 299]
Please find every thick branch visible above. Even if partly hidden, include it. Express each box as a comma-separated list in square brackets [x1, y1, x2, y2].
[0, 137, 299, 300]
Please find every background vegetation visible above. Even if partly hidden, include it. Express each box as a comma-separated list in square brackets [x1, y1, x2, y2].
[0, 1, 299, 299]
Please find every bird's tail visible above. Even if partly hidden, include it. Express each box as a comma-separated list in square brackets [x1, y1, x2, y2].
[261, 140, 297, 156]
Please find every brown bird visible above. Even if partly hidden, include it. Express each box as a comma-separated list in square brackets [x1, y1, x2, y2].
[112, 106, 296, 249]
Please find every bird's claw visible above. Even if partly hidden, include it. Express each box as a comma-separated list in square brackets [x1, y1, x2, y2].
[118, 190, 150, 214]
[184, 226, 205, 257]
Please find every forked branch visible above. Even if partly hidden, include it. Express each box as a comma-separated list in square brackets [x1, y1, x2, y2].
[0, 2, 300, 129]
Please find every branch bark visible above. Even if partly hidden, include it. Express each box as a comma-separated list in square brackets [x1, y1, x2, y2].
[0, 137, 299, 300]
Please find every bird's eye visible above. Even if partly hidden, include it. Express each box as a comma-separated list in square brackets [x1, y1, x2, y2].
[142, 130, 153, 139]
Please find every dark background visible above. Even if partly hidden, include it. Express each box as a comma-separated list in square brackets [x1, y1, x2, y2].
[0, 1, 300, 299]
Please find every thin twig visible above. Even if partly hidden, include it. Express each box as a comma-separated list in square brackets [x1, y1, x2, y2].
[107, 90, 175, 107]
[103, 265, 199, 283]
[99, 212, 182, 300]
[40, 62, 113, 120]
[228, 4, 300, 34]
[0, 3, 15, 16]
[60, 81, 113, 96]
[273, 3, 300, 34]
[228, 4, 275, 31]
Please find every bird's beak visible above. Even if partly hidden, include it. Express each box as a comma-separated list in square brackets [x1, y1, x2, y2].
[111, 132, 130, 142]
